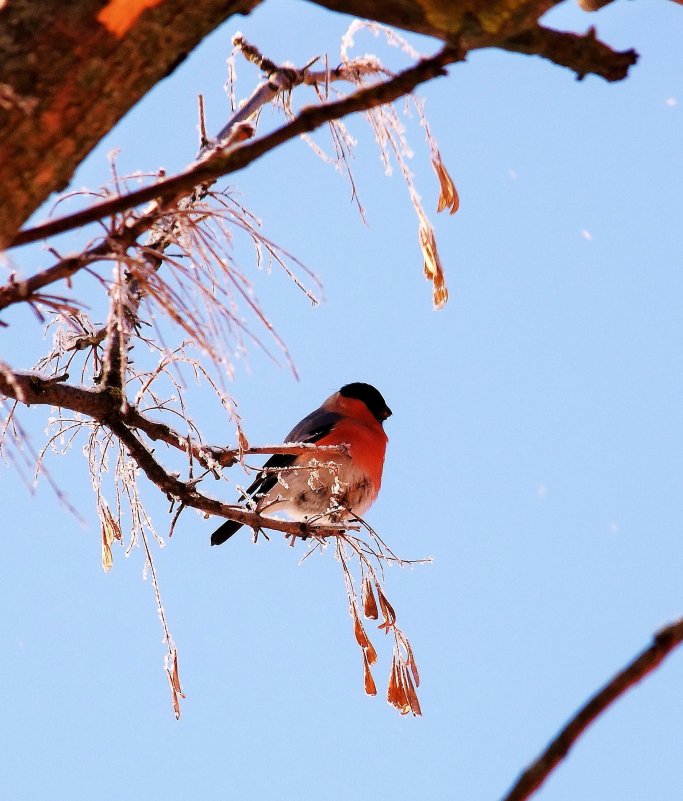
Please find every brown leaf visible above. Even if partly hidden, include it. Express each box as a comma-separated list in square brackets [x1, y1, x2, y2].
[418, 221, 449, 310]
[362, 576, 379, 620]
[388, 655, 418, 715]
[166, 649, 185, 720]
[387, 656, 406, 710]
[171, 649, 184, 697]
[431, 148, 459, 215]
[393, 689, 411, 716]
[167, 671, 181, 720]
[101, 503, 122, 541]
[101, 532, 113, 573]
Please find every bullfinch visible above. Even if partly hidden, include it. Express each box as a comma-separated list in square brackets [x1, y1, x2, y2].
[211, 382, 391, 545]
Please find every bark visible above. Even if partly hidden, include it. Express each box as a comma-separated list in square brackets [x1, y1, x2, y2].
[310, 0, 559, 41]
[0, 0, 260, 247]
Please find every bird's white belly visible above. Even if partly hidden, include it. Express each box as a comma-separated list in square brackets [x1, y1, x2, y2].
[255, 456, 376, 522]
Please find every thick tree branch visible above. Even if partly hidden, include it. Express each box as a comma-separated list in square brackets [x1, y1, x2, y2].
[502, 25, 638, 82]
[9, 44, 461, 250]
[500, 619, 683, 801]
[310, 0, 562, 41]
[0, 0, 262, 246]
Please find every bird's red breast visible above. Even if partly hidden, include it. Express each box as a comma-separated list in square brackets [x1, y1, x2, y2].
[315, 399, 388, 495]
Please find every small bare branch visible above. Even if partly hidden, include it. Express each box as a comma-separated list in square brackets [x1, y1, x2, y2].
[104, 415, 353, 538]
[501, 619, 683, 801]
[197, 94, 209, 150]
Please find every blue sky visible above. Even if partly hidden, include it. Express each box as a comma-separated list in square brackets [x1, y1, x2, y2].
[2, 2, 683, 800]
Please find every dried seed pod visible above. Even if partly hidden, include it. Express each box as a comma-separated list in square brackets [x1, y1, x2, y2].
[166, 648, 185, 720]
[362, 576, 379, 620]
[99, 502, 122, 573]
[363, 651, 377, 696]
[387, 654, 410, 714]
[402, 664, 422, 717]
[432, 148, 459, 215]
[352, 604, 372, 651]
[365, 640, 378, 666]
[418, 220, 448, 310]
[405, 640, 420, 687]
[376, 585, 397, 631]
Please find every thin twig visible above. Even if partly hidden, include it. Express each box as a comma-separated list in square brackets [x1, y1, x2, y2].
[0, 364, 346, 467]
[0, 205, 166, 312]
[197, 94, 208, 150]
[500, 619, 683, 801]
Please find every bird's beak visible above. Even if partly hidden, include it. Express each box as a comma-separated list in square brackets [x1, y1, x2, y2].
[382, 406, 392, 420]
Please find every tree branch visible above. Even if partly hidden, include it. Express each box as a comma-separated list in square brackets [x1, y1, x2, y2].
[0, 367, 346, 536]
[0, 45, 396, 325]
[502, 25, 638, 82]
[500, 619, 683, 801]
[8, 43, 461, 250]
[120, 401, 346, 467]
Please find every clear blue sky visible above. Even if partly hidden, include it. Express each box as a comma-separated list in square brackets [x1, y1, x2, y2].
[2, 2, 683, 800]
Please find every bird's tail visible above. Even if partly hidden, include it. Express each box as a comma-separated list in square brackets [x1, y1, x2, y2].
[211, 518, 243, 546]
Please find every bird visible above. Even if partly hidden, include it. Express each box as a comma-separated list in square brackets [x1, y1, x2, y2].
[211, 382, 392, 545]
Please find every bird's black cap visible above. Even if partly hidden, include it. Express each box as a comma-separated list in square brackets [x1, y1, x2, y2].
[339, 382, 392, 422]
